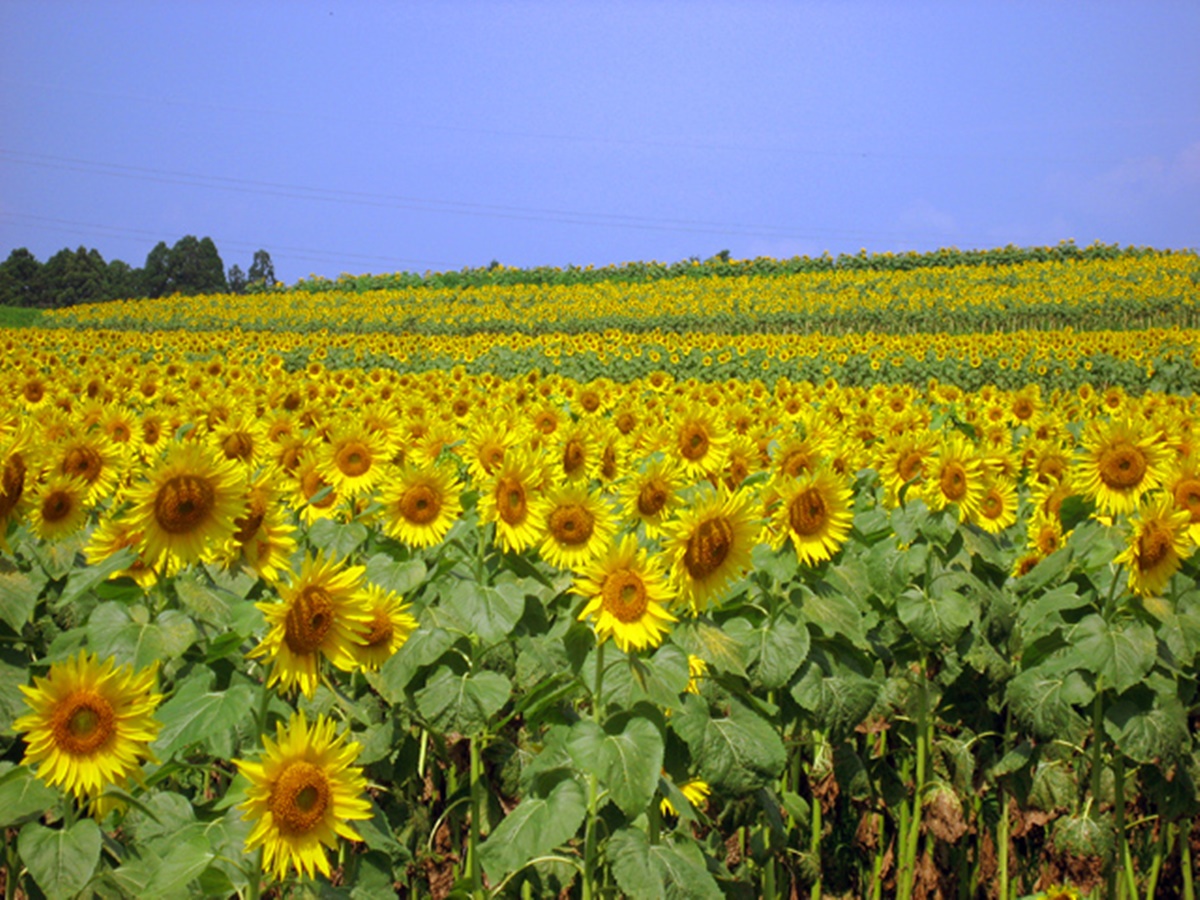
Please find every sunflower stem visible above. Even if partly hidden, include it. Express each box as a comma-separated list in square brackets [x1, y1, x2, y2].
[582, 639, 606, 900]
[469, 736, 485, 900]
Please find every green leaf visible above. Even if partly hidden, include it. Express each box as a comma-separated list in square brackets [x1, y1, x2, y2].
[0, 764, 61, 828]
[600, 716, 665, 817]
[87, 602, 197, 671]
[154, 677, 257, 759]
[800, 585, 866, 645]
[363, 554, 427, 596]
[608, 827, 666, 900]
[671, 617, 748, 678]
[1067, 615, 1156, 694]
[1052, 813, 1113, 863]
[443, 580, 525, 645]
[897, 585, 974, 648]
[0, 645, 32, 734]
[478, 774, 587, 882]
[1006, 664, 1093, 742]
[0, 568, 46, 630]
[415, 667, 510, 736]
[688, 700, 786, 792]
[606, 829, 722, 900]
[1105, 691, 1190, 764]
[18, 818, 102, 900]
[604, 643, 691, 709]
[110, 823, 214, 897]
[749, 612, 810, 690]
[53, 547, 134, 609]
[790, 661, 881, 742]
[377, 625, 455, 701]
[307, 518, 369, 558]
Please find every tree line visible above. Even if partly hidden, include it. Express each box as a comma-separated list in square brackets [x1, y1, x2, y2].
[0, 236, 275, 308]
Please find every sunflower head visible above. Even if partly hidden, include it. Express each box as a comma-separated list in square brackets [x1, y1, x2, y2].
[668, 486, 760, 613]
[575, 533, 677, 653]
[235, 710, 372, 881]
[14, 651, 162, 802]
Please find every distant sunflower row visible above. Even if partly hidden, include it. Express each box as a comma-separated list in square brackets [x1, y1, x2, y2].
[43, 251, 1200, 334]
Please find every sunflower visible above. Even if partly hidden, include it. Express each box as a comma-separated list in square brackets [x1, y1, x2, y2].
[768, 468, 854, 566]
[1169, 461, 1200, 545]
[226, 470, 297, 584]
[667, 486, 760, 613]
[248, 553, 374, 698]
[27, 473, 90, 542]
[352, 584, 418, 670]
[126, 441, 246, 571]
[619, 456, 685, 540]
[927, 434, 985, 522]
[575, 534, 677, 653]
[1075, 417, 1171, 515]
[53, 432, 124, 506]
[290, 450, 343, 526]
[671, 402, 729, 480]
[235, 710, 372, 881]
[540, 481, 615, 571]
[378, 463, 463, 548]
[85, 516, 162, 589]
[971, 476, 1019, 534]
[554, 420, 602, 483]
[478, 448, 550, 554]
[1115, 492, 1193, 597]
[210, 411, 269, 468]
[463, 418, 523, 481]
[660, 778, 711, 817]
[14, 651, 161, 802]
[321, 425, 392, 498]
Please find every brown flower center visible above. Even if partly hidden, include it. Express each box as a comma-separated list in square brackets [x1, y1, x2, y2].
[637, 479, 669, 518]
[562, 439, 586, 476]
[788, 487, 828, 537]
[153, 474, 216, 534]
[679, 423, 710, 461]
[684, 516, 734, 580]
[897, 450, 925, 484]
[548, 503, 594, 546]
[51, 690, 115, 756]
[496, 476, 527, 525]
[939, 462, 968, 502]
[336, 442, 372, 478]
[284, 586, 335, 655]
[981, 489, 1004, 519]
[1137, 523, 1173, 571]
[269, 761, 331, 835]
[601, 570, 649, 623]
[300, 470, 336, 509]
[222, 432, 255, 462]
[1098, 442, 1147, 490]
[41, 489, 75, 524]
[1173, 478, 1200, 522]
[399, 483, 440, 525]
[362, 607, 394, 648]
[0, 453, 27, 518]
[62, 446, 102, 484]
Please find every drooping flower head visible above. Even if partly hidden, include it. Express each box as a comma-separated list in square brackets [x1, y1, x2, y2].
[249, 553, 374, 698]
[235, 711, 372, 881]
[667, 485, 760, 613]
[14, 651, 161, 802]
[1115, 492, 1194, 597]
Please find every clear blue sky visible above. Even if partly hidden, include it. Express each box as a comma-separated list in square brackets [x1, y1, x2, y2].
[2, 1, 1198, 285]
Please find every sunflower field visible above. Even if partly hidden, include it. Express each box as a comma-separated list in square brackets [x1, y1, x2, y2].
[1, 243, 1199, 900]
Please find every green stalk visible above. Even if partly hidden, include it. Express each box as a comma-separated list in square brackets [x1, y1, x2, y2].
[997, 783, 1010, 900]
[1181, 819, 1194, 900]
[582, 639, 606, 900]
[1143, 820, 1170, 900]
[5, 838, 19, 900]
[897, 794, 912, 900]
[469, 737, 485, 900]
[1113, 752, 1136, 900]
[1089, 691, 1105, 818]
[899, 662, 929, 900]
[810, 730, 824, 900]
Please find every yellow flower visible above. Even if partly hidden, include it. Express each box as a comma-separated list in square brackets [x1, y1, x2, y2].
[540, 482, 615, 572]
[667, 486, 759, 613]
[249, 553, 374, 698]
[575, 534, 677, 653]
[970, 476, 1018, 534]
[768, 468, 854, 566]
[27, 473, 90, 542]
[378, 463, 463, 548]
[14, 651, 161, 802]
[660, 778, 711, 817]
[1075, 417, 1170, 515]
[1114, 492, 1193, 597]
[477, 448, 550, 554]
[353, 584, 418, 671]
[927, 434, 984, 522]
[126, 440, 246, 571]
[618, 456, 685, 540]
[235, 711, 372, 881]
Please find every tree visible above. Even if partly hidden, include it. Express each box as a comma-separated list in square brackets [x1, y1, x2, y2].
[142, 241, 171, 298]
[227, 264, 247, 294]
[105, 259, 140, 300]
[165, 235, 227, 294]
[0, 248, 43, 306]
[248, 249, 275, 288]
[39, 246, 109, 307]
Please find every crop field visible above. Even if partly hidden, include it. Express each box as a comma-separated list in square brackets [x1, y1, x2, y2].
[1, 244, 1198, 899]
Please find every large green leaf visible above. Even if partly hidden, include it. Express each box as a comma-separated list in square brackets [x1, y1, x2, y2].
[443, 579, 525, 645]
[801, 584, 867, 645]
[896, 585, 974, 648]
[18, 819, 101, 900]
[790, 660, 881, 741]
[153, 676, 257, 759]
[599, 716, 665, 817]
[376, 624, 455, 701]
[478, 774, 587, 882]
[609, 828, 723, 900]
[680, 699, 786, 792]
[749, 612, 810, 690]
[0, 567, 46, 631]
[671, 617, 748, 678]
[1006, 663, 1093, 742]
[87, 603, 197, 671]
[415, 667, 510, 736]
[363, 553, 427, 596]
[0, 763, 61, 828]
[110, 823, 214, 897]
[1066, 615, 1156, 694]
[1105, 691, 1190, 764]
[306, 518, 368, 558]
[603, 643, 691, 710]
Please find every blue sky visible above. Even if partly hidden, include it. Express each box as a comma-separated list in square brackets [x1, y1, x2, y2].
[2, 1, 1198, 285]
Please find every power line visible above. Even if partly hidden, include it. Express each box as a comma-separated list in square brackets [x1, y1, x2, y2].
[0, 148, 1013, 246]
